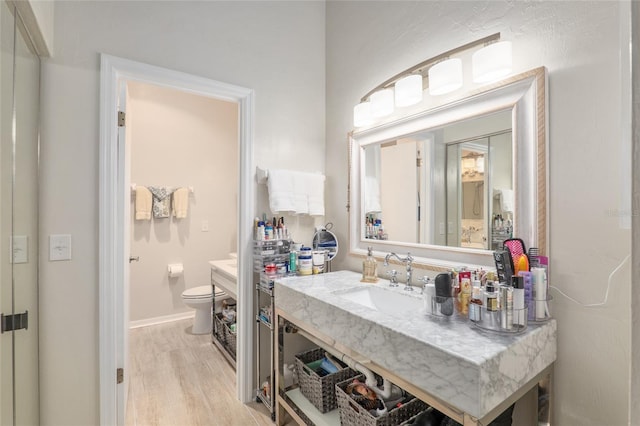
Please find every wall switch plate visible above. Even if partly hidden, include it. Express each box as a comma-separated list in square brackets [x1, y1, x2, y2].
[10, 235, 28, 264]
[439, 222, 445, 235]
[50, 234, 72, 261]
[201, 220, 209, 232]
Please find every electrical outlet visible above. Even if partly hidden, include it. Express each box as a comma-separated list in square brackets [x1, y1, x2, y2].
[50, 234, 72, 261]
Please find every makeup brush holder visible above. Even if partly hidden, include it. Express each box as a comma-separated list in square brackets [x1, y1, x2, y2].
[470, 306, 528, 334]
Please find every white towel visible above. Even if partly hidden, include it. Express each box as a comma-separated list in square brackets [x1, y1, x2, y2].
[291, 171, 309, 215]
[306, 173, 325, 216]
[135, 186, 152, 220]
[267, 169, 296, 213]
[500, 188, 514, 213]
[493, 188, 515, 213]
[172, 187, 190, 219]
[364, 176, 381, 214]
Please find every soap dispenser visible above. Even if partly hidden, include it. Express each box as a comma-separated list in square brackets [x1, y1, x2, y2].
[361, 246, 379, 283]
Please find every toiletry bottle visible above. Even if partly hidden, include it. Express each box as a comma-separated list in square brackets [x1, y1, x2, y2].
[257, 221, 265, 240]
[361, 246, 379, 283]
[512, 275, 525, 326]
[458, 271, 471, 315]
[298, 247, 313, 276]
[485, 282, 498, 312]
[421, 277, 435, 315]
[499, 283, 513, 330]
[289, 251, 297, 273]
[469, 283, 483, 322]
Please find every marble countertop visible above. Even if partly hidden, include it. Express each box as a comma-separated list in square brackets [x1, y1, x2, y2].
[275, 270, 556, 419]
[209, 259, 237, 299]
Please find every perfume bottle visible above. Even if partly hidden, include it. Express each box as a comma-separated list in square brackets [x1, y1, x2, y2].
[362, 246, 378, 283]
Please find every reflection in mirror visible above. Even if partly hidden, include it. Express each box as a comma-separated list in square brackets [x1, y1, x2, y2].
[350, 67, 547, 269]
[363, 111, 512, 250]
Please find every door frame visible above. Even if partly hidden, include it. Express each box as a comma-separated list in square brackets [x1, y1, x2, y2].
[99, 54, 255, 425]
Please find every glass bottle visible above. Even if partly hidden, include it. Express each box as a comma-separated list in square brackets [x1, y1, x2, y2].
[362, 246, 378, 283]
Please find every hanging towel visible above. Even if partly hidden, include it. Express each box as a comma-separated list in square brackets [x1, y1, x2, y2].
[364, 176, 382, 214]
[292, 171, 310, 215]
[493, 188, 515, 213]
[172, 187, 190, 219]
[148, 186, 175, 218]
[134, 186, 152, 220]
[267, 169, 296, 213]
[306, 173, 325, 216]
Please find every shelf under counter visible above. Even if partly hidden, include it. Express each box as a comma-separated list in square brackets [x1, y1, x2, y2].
[273, 271, 556, 426]
[278, 388, 341, 426]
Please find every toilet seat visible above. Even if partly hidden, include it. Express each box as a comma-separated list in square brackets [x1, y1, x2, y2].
[181, 285, 225, 299]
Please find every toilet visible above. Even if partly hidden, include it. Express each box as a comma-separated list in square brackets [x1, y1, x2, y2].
[181, 285, 228, 334]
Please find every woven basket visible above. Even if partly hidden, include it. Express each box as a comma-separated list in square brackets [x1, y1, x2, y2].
[294, 347, 358, 413]
[213, 313, 226, 345]
[225, 321, 237, 357]
[336, 374, 429, 426]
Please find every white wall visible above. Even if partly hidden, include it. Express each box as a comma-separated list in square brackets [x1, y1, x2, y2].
[127, 81, 238, 323]
[326, 2, 630, 425]
[39, 1, 325, 424]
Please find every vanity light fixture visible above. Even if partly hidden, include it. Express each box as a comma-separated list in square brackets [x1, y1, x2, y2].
[428, 58, 463, 96]
[353, 32, 511, 128]
[472, 41, 512, 83]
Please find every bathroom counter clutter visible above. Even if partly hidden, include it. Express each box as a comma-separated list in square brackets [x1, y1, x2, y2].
[274, 270, 556, 425]
[209, 258, 238, 299]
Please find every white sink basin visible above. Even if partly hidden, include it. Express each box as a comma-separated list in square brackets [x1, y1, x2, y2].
[334, 286, 422, 316]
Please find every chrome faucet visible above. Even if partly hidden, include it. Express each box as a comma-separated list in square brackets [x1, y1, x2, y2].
[384, 252, 414, 291]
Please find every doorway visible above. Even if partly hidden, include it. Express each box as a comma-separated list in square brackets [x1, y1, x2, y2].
[99, 55, 255, 425]
[125, 79, 239, 421]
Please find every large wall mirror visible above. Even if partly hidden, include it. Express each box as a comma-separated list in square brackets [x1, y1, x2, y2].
[349, 67, 547, 269]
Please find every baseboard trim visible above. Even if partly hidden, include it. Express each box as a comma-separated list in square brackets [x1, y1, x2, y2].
[129, 311, 195, 329]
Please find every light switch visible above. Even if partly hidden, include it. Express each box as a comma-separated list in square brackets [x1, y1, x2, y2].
[10, 235, 28, 264]
[50, 234, 72, 261]
[201, 220, 209, 232]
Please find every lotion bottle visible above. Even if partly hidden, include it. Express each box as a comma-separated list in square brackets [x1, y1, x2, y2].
[361, 246, 379, 283]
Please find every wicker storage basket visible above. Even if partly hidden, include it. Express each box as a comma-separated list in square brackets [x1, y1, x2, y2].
[213, 313, 226, 345]
[225, 321, 236, 357]
[336, 374, 429, 426]
[294, 347, 358, 413]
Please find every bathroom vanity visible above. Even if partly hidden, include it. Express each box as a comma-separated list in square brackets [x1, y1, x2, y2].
[209, 258, 238, 367]
[274, 271, 556, 426]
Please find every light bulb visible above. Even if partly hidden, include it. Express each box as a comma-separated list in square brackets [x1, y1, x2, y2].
[395, 74, 423, 107]
[428, 58, 463, 96]
[353, 101, 373, 127]
[472, 41, 512, 83]
[370, 89, 394, 117]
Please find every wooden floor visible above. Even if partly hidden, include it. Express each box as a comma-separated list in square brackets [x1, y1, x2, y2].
[126, 318, 281, 426]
